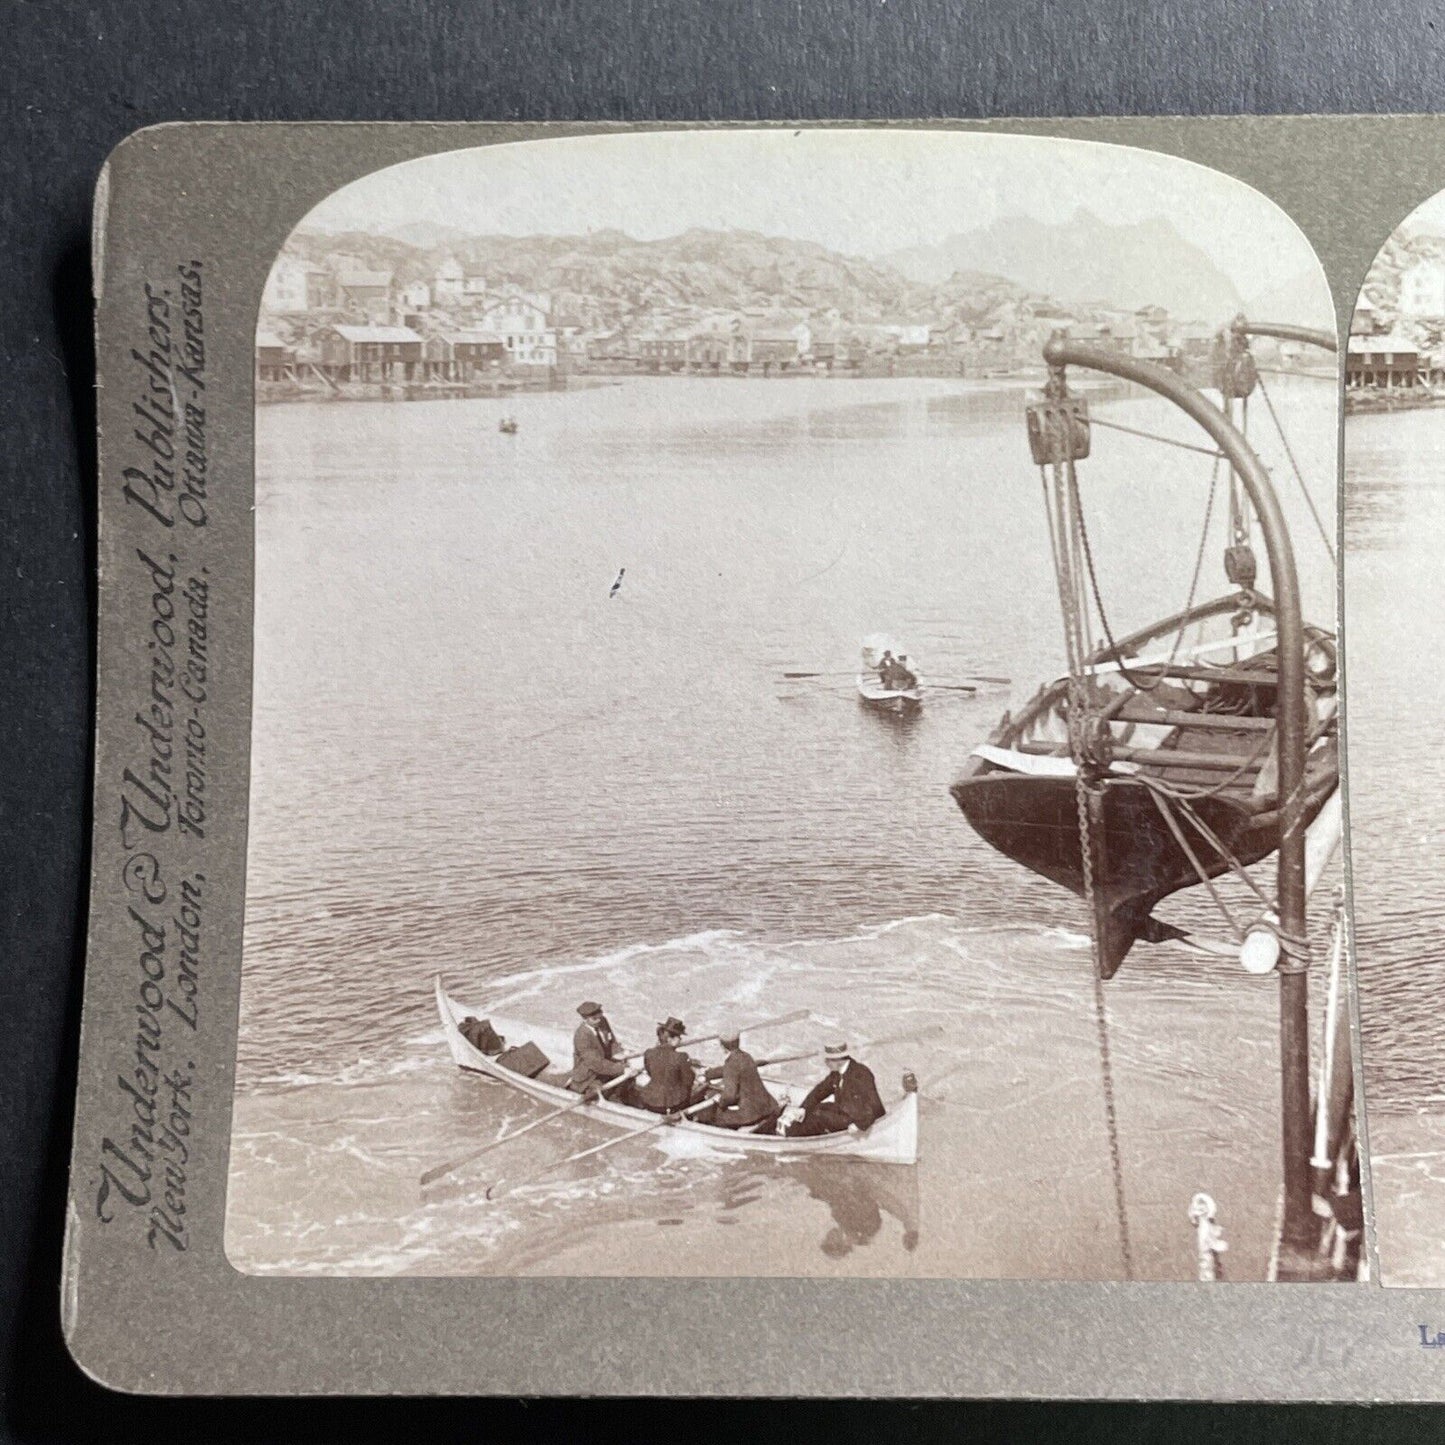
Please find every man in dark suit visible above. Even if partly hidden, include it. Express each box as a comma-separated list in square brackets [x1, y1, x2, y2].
[634, 1017, 699, 1113]
[786, 1040, 886, 1137]
[568, 1000, 632, 1101]
[699, 1025, 779, 1131]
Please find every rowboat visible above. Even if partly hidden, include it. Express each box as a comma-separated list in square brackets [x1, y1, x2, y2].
[856, 674, 923, 710]
[434, 978, 920, 1166]
[857, 634, 922, 711]
[951, 592, 1339, 976]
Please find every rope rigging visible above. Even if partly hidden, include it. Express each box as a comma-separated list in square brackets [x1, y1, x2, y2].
[1026, 324, 1336, 1278]
[1024, 319, 1347, 1280]
[1255, 372, 1337, 565]
[1032, 381, 1134, 1279]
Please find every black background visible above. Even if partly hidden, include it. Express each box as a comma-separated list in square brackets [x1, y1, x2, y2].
[7, 0, 1445, 1438]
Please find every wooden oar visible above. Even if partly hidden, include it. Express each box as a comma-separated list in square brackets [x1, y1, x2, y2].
[755, 1022, 946, 1070]
[783, 671, 1009, 686]
[485, 1097, 715, 1200]
[420, 1068, 640, 1187]
[621, 1007, 809, 1063]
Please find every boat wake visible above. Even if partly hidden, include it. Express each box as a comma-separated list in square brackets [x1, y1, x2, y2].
[225, 909, 1288, 1280]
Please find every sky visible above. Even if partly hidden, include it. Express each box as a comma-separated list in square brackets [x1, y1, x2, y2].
[300, 129, 1323, 301]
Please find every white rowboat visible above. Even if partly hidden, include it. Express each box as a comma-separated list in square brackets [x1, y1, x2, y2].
[434, 978, 919, 1166]
[856, 674, 923, 709]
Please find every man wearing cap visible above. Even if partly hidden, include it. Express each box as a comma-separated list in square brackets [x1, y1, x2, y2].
[634, 1017, 699, 1114]
[786, 1040, 886, 1137]
[699, 1026, 780, 1132]
[568, 1000, 631, 1099]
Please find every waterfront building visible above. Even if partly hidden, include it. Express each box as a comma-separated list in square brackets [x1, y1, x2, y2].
[636, 331, 691, 370]
[1346, 333, 1422, 389]
[314, 324, 423, 381]
[479, 295, 557, 367]
[422, 329, 508, 380]
[255, 330, 295, 382]
[585, 330, 636, 366]
[746, 320, 811, 368]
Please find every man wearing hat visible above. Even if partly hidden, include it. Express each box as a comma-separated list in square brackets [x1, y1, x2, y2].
[568, 1000, 632, 1100]
[698, 1025, 780, 1132]
[786, 1039, 886, 1137]
[634, 1017, 700, 1114]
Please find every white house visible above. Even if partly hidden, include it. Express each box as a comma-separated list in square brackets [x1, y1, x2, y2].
[433, 257, 465, 301]
[479, 295, 557, 367]
[1399, 259, 1445, 317]
[262, 256, 328, 313]
[399, 280, 431, 311]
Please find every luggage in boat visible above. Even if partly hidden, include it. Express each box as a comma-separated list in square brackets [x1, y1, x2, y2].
[496, 1041, 551, 1078]
[459, 1016, 506, 1055]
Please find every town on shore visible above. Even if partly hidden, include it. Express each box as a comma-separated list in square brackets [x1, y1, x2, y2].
[255, 226, 1304, 402]
[1347, 236, 1445, 411]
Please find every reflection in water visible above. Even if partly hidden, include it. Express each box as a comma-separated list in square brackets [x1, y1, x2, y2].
[712, 1157, 921, 1260]
[798, 1158, 921, 1258]
[857, 698, 924, 751]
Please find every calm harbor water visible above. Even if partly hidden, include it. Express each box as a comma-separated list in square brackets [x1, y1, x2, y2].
[228, 373, 1339, 1280]
[1344, 406, 1445, 1286]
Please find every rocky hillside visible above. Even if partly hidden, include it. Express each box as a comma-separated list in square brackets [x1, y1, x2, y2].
[283, 226, 1087, 330]
[1359, 230, 1445, 317]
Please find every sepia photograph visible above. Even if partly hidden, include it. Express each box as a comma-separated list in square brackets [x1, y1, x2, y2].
[223, 128, 1355, 1283]
[1344, 192, 1445, 1287]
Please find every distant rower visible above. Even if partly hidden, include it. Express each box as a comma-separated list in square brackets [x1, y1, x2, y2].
[609, 568, 626, 598]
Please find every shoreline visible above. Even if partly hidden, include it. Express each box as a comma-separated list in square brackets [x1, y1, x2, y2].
[252, 367, 1148, 407]
[1345, 388, 1445, 416]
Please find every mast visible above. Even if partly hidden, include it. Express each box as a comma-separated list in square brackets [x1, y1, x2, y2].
[1038, 328, 1334, 1279]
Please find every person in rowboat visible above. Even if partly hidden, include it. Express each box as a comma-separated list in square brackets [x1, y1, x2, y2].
[895, 655, 918, 691]
[567, 1000, 635, 1103]
[785, 1040, 886, 1137]
[697, 1025, 780, 1132]
[634, 1017, 701, 1114]
[876, 650, 897, 688]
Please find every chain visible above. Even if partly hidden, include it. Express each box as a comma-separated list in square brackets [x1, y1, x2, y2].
[1073, 768, 1136, 1280]
[1048, 442, 1135, 1281]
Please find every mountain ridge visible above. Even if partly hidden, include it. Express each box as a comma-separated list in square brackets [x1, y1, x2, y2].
[280, 222, 1238, 334]
[877, 211, 1244, 323]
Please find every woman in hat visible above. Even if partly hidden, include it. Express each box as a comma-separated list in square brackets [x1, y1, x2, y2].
[634, 1017, 699, 1114]
[786, 1039, 886, 1137]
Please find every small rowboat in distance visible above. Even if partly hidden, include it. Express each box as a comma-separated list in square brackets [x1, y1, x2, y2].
[434, 979, 919, 1166]
[857, 633, 923, 711]
[856, 675, 923, 710]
